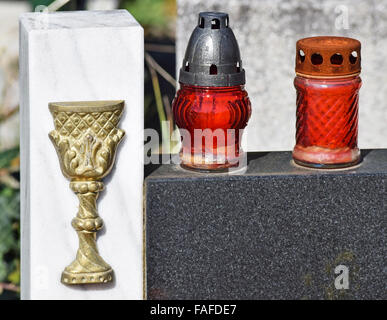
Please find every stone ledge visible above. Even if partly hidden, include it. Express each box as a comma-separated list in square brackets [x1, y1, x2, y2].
[145, 150, 386, 299]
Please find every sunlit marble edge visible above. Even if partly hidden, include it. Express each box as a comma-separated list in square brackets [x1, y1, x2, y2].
[19, 9, 140, 31]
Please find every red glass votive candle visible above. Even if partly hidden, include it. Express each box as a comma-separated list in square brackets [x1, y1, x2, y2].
[172, 12, 251, 171]
[173, 84, 251, 171]
[293, 36, 362, 169]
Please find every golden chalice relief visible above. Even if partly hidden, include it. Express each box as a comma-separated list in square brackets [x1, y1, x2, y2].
[49, 100, 125, 285]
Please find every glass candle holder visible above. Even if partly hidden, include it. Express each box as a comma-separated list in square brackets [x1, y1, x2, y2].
[173, 12, 251, 172]
[293, 36, 362, 168]
[173, 84, 251, 171]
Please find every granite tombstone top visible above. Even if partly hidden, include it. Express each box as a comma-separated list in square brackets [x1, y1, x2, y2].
[145, 150, 386, 299]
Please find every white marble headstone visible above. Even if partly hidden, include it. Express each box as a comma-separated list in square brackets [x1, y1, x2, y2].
[19, 10, 144, 299]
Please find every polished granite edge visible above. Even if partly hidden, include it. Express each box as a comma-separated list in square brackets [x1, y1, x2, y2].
[145, 149, 387, 180]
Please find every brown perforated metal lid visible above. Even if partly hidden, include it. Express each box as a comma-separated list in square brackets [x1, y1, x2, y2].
[296, 36, 361, 78]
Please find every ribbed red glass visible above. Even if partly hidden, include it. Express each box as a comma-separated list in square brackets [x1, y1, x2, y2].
[293, 75, 362, 168]
[172, 84, 251, 171]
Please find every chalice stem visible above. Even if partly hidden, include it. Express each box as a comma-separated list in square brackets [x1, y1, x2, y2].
[61, 181, 113, 284]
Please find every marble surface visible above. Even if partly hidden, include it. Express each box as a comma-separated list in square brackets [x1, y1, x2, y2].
[20, 10, 144, 299]
[177, 0, 387, 152]
[20, 9, 139, 30]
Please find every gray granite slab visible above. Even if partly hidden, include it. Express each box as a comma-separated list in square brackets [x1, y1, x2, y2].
[145, 150, 386, 299]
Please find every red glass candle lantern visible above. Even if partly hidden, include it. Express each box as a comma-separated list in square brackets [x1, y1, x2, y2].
[172, 12, 251, 171]
[293, 36, 362, 168]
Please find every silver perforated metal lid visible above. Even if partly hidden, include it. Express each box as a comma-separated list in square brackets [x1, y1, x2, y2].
[179, 12, 246, 87]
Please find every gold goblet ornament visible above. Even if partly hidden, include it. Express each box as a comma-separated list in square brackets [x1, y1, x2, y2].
[48, 100, 125, 285]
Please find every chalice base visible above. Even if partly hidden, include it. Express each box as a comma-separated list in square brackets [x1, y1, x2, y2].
[61, 269, 113, 285]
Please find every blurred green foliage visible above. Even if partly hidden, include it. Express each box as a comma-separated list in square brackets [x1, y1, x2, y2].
[29, 0, 81, 11]
[0, 148, 18, 170]
[30, 0, 55, 7]
[120, 0, 176, 38]
[121, 0, 169, 27]
[0, 147, 20, 298]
